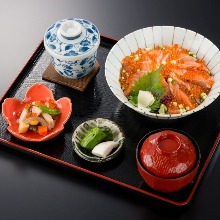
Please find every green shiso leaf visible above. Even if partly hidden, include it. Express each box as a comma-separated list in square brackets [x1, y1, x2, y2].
[128, 65, 165, 113]
[128, 95, 138, 107]
[149, 99, 161, 112]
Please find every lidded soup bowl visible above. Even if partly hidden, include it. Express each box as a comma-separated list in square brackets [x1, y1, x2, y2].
[44, 18, 100, 79]
[136, 129, 200, 193]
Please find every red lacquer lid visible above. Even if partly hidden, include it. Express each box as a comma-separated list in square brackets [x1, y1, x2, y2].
[140, 130, 197, 178]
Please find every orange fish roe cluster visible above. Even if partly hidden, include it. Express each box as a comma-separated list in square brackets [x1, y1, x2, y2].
[34, 100, 44, 106]
[24, 100, 59, 110]
[25, 101, 44, 109]
[120, 44, 214, 114]
[47, 99, 59, 109]
[26, 112, 37, 118]
[25, 103, 32, 110]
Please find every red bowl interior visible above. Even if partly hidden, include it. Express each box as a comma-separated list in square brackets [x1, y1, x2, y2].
[136, 128, 201, 193]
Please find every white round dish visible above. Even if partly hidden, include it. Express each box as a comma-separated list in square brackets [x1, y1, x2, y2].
[105, 26, 220, 119]
[72, 118, 125, 163]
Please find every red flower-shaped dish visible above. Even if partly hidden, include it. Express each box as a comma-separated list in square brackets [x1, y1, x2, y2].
[2, 83, 72, 142]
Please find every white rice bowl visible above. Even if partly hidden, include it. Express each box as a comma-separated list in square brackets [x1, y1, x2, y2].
[105, 26, 220, 119]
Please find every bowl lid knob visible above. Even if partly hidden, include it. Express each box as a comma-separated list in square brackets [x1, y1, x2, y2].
[60, 20, 82, 40]
[156, 133, 181, 156]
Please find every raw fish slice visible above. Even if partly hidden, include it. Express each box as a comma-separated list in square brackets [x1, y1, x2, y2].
[175, 55, 200, 68]
[171, 67, 187, 77]
[183, 71, 214, 89]
[169, 72, 191, 91]
[140, 59, 153, 72]
[153, 50, 163, 66]
[176, 55, 197, 62]
[168, 82, 195, 109]
[161, 53, 170, 64]
[123, 71, 146, 96]
[178, 61, 201, 69]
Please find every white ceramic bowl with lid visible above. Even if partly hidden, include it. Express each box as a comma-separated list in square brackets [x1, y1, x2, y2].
[44, 18, 100, 79]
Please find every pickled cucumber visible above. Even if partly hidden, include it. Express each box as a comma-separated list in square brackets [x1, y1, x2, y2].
[80, 127, 107, 150]
[100, 126, 114, 141]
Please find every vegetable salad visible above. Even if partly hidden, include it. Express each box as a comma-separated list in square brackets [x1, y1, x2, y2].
[18, 99, 61, 135]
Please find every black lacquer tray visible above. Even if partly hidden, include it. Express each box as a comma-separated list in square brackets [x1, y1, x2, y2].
[0, 35, 219, 207]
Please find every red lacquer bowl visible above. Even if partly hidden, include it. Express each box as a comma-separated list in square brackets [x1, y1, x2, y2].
[2, 83, 72, 142]
[136, 129, 200, 193]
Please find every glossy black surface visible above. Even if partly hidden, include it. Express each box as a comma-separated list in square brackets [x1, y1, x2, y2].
[0, 36, 219, 207]
[0, 0, 220, 219]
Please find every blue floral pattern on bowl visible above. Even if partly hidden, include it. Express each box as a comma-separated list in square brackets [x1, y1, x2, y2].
[44, 18, 100, 79]
[51, 51, 97, 78]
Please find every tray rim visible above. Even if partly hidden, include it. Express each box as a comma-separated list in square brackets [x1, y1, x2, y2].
[0, 35, 219, 207]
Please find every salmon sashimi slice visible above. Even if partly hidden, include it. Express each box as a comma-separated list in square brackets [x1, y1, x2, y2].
[176, 54, 197, 62]
[183, 71, 214, 89]
[140, 59, 154, 72]
[169, 71, 191, 91]
[148, 49, 164, 66]
[177, 61, 201, 69]
[122, 71, 146, 96]
[168, 82, 196, 110]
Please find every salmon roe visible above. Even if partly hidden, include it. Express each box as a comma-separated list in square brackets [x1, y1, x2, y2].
[120, 44, 214, 114]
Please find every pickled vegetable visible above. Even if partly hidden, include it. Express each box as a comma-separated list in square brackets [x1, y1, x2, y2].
[100, 126, 114, 141]
[80, 127, 107, 150]
[91, 141, 119, 158]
